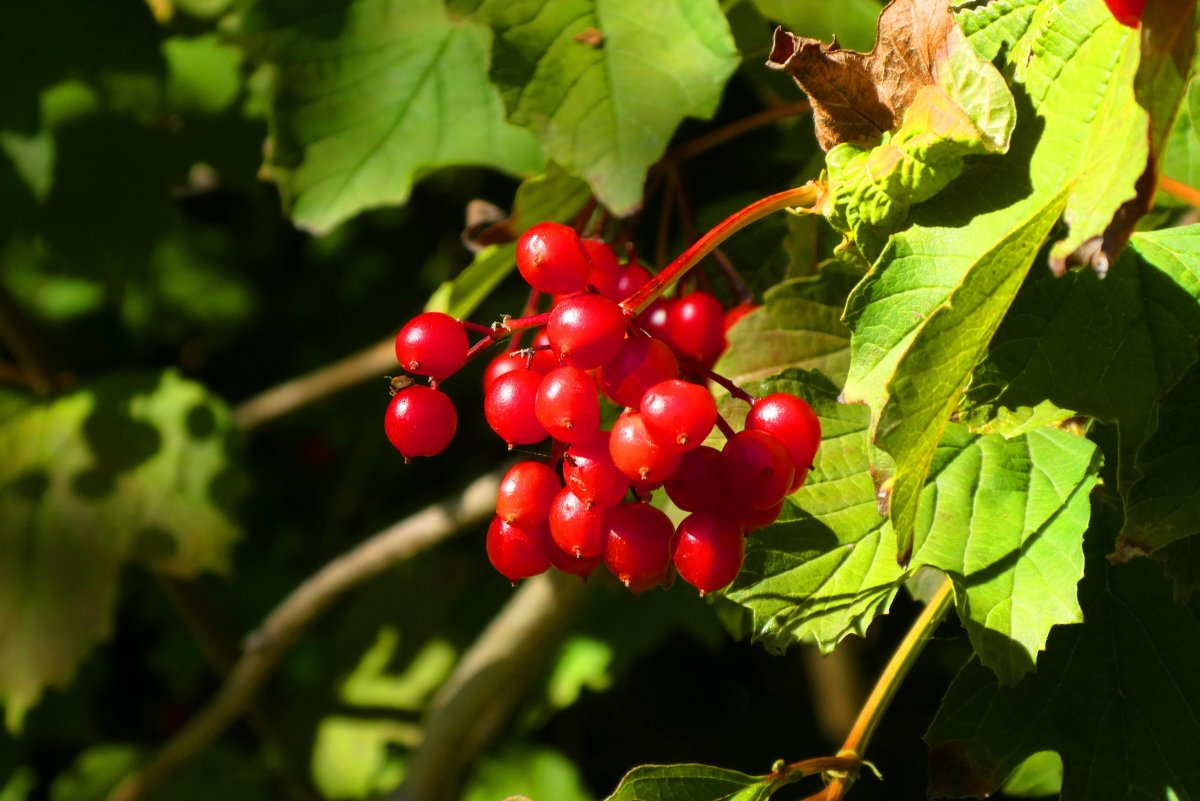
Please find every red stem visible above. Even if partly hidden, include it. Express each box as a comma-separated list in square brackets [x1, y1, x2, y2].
[463, 312, 553, 363]
[620, 185, 819, 316]
[685, 360, 755, 404]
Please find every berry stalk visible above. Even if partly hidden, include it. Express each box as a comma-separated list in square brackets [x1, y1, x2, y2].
[620, 183, 821, 316]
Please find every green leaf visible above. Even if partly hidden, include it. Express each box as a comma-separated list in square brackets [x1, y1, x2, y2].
[464, 745, 595, 801]
[0, 371, 241, 730]
[925, 521, 1200, 801]
[714, 262, 857, 389]
[1154, 534, 1200, 602]
[1119, 359, 1200, 557]
[963, 226, 1200, 498]
[162, 34, 244, 115]
[462, 0, 739, 214]
[603, 764, 771, 801]
[750, 0, 881, 53]
[1162, 57, 1200, 194]
[724, 371, 1102, 683]
[1000, 751, 1063, 798]
[230, 0, 544, 233]
[843, 0, 1178, 561]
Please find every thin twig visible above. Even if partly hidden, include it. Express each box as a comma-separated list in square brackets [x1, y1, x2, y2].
[1161, 175, 1200, 207]
[387, 570, 590, 801]
[0, 283, 62, 397]
[107, 469, 504, 801]
[667, 101, 811, 165]
[233, 337, 396, 431]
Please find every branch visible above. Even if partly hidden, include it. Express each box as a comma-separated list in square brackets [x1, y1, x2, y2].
[1160, 175, 1200, 208]
[233, 337, 395, 431]
[387, 570, 590, 801]
[107, 469, 504, 801]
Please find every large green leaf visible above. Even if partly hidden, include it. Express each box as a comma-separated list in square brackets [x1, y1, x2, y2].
[925, 521, 1200, 801]
[1162, 60, 1200, 194]
[230, 0, 544, 233]
[841, 0, 1179, 562]
[963, 226, 1200, 500]
[603, 764, 771, 801]
[750, 0, 881, 52]
[0, 371, 241, 730]
[459, 0, 739, 215]
[723, 371, 1101, 684]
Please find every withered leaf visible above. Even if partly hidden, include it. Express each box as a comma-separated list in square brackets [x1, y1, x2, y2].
[767, 0, 957, 151]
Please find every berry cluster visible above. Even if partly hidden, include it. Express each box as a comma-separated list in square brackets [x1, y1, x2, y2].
[384, 221, 820, 594]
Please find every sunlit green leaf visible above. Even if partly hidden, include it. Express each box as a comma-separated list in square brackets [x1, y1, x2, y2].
[603, 764, 771, 801]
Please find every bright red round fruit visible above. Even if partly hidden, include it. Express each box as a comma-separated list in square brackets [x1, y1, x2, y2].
[609, 412, 682, 483]
[545, 533, 603, 579]
[516, 222, 591, 295]
[582, 239, 622, 298]
[668, 291, 727, 365]
[604, 503, 674, 593]
[721, 430, 795, 510]
[599, 335, 679, 408]
[564, 431, 631, 507]
[395, 312, 469, 381]
[535, 365, 601, 443]
[384, 385, 457, 460]
[496, 461, 560, 528]
[1104, 0, 1144, 26]
[612, 262, 653, 302]
[665, 446, 726, 513]
[547, 294, 628, 369]
[746, 392, 821, 482]
[486, 516, 551, 582]
[639, 379, 717, 452]
[637, 298, 676, 348]
[548, 487, 610, 559]
[484, 370, 548, 446]
[672, 511, 744, 593]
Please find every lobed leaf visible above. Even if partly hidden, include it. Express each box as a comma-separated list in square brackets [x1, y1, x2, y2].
[925, 519, 1200, 801]
[603, 764, 771, 801]
[0, 371, 241, 730]
[230, 0, 544, 233]
[460, 0, 739, 215]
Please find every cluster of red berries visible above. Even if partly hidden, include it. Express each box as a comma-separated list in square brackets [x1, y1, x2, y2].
[384, 221, 820, 593]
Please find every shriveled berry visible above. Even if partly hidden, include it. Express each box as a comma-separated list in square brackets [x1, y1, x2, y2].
[496, 461, 560, 528]
[484, 370, 548, 446]
[668, 291, 727, 366]
[516, 222, 591, 295]
[599, 335, 679, 408]
[609, 411, 682, 483]
[672, 511, 744, 593]
[604, 503, 674, 593]
[721, 430, 795, 510]
[746, 392, 821, 489]
[384, 385, 457, 459]
[395, 312, 469, 381]
[548, 488, 609, 559]
[665, 446, 726, 513]
[487, 516, 551, 582]
[640, 379, 717, 452]
[535, 365, 601, 443]
[564, 431, 631, 507]
[547, 294, 628, 369]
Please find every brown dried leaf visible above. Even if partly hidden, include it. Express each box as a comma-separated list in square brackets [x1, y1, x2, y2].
[767, 0, 956, 151]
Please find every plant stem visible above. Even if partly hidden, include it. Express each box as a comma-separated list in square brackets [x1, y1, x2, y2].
[620, 184, 820, 316]
[668, 101, 812, 164]
[1160, 175, 1200, 207]
[824, 575, 955, 800]
[106, 469, 504, 801]
[686, 361, 755, 404]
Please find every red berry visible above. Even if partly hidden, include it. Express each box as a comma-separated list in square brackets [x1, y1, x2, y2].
[545, 533, 603, 579]
[668, 291, 727, 365]
[672, 512, 744, 593]
[564, 431, 631, 507]
[609, 411, 682, 483]
[486, 516, 551, 581]
[483, 351, 525, 391]
[721, 430, 795, 510]
[604, 503, 674, 593]
[639, 379, 717, 452]
[547, 294, 628, 370]
[665, 446, 726, 513]
[484, 370, 548, 446]
[535, 365, 601, 443]
[583, 239, 622, 298]
[516, 222, 591, 295]
[613, 262, 653, 302]
[384, 385, 457, 459]
[548, 487, 609, 559]
[637, 298, 676, 348]
[746, 393, 821, 487]
[395, 312, 469, 381]
[1104, 0, 1144, 26]
[529, 329, 561, 373]
[726, 497, 785, 534]
[599, 335, 679, 408]
[496, 461, 560, 528]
